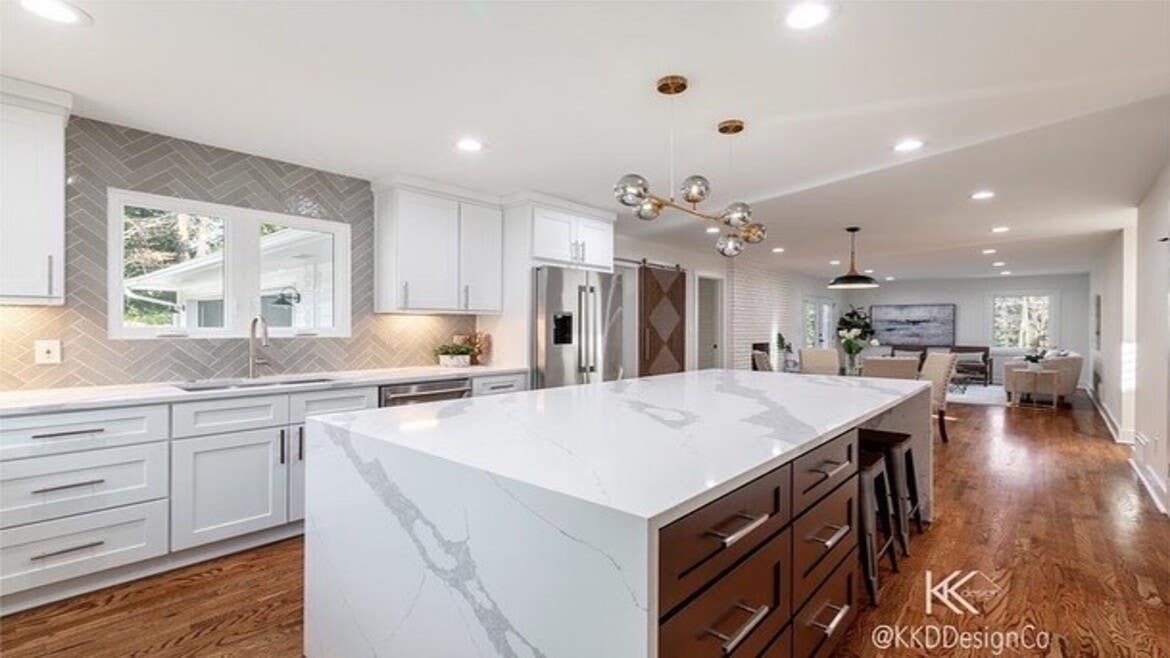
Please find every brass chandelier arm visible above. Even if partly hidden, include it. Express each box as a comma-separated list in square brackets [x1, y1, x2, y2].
[646, 194, 723, 224]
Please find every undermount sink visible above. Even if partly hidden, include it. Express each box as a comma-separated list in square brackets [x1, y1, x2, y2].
[176, 376, 335, 392]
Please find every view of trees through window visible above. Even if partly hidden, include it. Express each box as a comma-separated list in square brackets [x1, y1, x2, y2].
[122, 205, 225, 327]
[992, 294, 1051, 349]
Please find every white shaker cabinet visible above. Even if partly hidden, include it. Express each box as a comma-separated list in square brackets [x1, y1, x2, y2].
[0, 78, 71, 305]
[530, 205, 614, 271]
[170, 427, 289, 551]
[288, 424, 306, 522]
[374, 181, 502, 313]
[575, 216, 614, 269]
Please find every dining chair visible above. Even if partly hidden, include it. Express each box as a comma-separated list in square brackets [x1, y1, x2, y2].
[920, 352, 959, 442]
[861, 356, 919, 379]
[751, 350, 774, 372]
[799, 347, 840, 375]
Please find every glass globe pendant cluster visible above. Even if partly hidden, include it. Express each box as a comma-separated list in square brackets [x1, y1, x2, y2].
[612, 76, 766, 258]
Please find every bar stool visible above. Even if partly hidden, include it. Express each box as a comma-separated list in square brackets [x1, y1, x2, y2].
[858, 449, 899, 606]
[859, 428, 923, 557]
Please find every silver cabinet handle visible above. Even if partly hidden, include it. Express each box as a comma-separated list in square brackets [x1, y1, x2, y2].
[488, 383, 513, 391]
[279, 428, 286, 465]
[31, 540, 105, 561]
[385, 387, 472, 401]
[807, 523, 850, 549]
[47, 254, 54, 296]
[32, 478, 106, 494]
[811, 459, 851, 480]
[706, 602, 769, 654]
[298, 426, 305, 461]
[706, 512, 770, 548]
[32, 428, 105, 440]
[402, 281, 410, 308]
[809, 602, 850, 637]
[464, 284, 470, 310]
[581, 241, 587, 263]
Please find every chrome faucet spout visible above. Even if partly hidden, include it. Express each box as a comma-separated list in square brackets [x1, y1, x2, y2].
[249, 316, 270, 378]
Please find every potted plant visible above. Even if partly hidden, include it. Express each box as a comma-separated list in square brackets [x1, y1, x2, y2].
[1023, 351, 1045, 372]
[836, 307, 879, 375]
[434, 343, 475, 367]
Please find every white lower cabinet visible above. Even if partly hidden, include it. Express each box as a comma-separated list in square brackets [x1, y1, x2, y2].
[0, 499, 168, 595]
[289, 424, 306, 522]
[171, 428, 288, 551]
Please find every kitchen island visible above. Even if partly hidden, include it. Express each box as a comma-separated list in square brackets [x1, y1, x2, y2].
[305, 370, 932, 658]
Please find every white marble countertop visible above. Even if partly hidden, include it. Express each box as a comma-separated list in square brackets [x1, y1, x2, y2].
[0, 365, 528, 417]
[315, 369, 931, 524]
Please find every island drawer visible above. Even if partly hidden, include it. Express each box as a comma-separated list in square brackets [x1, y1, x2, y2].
[0, 405, 169, 461]
[172, 395, 289, 438]
[792, 429, 857, 514]
[793, 474, 857, 610]
[659, 463, 792, 615]
[759, 624, 792, 658]
[793, 547, 859, 658]
[659, 528, 792, 658]
[0, 442, 169, 529]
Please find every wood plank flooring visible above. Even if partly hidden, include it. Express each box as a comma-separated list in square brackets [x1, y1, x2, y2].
[2, 393, 1168, 657]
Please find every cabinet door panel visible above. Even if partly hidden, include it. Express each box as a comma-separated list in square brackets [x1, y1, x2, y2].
[0, 103, 64, 302]
[396, 191, 460, 310]
[289, 424, 305, 522]
[171, 428, 288, 550]
[576, 217, 613, 269]
[459, 202, 503, 312]
[531, 208, 575, 263]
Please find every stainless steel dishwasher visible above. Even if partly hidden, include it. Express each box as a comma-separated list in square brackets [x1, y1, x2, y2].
[379, 378, 472, 407]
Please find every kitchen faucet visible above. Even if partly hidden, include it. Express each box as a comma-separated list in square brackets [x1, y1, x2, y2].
[249, 316, 269, 378]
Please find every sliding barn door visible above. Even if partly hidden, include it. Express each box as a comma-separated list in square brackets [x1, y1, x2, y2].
[639, 266, 686, 376]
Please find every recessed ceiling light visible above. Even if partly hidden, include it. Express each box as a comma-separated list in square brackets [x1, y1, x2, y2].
[829, 259, 841, 266]
[20, 0, 92, 24]
[785, 1, 832, 29]
[1000, 270, 1012, 276]
[455, 136, 484, 153]
[863, 269, 874, 274]
[992, 261, 1005, 267]
[991, 226, 1010, 233]
[971, 190, 996, 201]
[982, 248, 997, 255]
[771, 247, 785, 253]
[884, 276, 896, 282]
[705, 226, 720, 234]
[893, 138, 924, 153]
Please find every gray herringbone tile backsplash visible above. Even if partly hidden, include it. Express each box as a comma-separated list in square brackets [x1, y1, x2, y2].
[0, 117, 473, 390]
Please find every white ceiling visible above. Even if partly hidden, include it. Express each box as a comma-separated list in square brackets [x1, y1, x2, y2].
[3, 1, 1169, 279]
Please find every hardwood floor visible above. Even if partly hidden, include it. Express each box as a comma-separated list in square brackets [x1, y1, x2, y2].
[2, 393, 1167, 657]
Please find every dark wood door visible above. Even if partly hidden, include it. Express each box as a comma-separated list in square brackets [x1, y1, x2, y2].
[639, 266, 686, 376]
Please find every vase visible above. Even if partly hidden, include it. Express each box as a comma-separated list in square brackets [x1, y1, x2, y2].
[846, 353, 860, 376]
[438, 354, 470, 367]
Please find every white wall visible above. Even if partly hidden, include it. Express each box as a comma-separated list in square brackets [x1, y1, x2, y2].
[1088, 225, 1137, 441]
[727, 263, 843, 369]
[844, 273, 1092, 386]
[1134, 160, 1170, 511]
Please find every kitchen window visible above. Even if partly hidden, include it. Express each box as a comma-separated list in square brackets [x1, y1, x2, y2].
[108, 189, 350, 339]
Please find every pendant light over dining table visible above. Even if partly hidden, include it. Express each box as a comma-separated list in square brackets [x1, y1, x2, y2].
[827, 227, 880, 289]
[613, 75, 766, 258]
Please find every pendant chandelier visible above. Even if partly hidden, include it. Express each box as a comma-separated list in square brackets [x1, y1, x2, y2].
[613, 75, 766, 258]
[827, 227, 879, 289]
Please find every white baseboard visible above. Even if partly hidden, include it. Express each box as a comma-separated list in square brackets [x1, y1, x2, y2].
[1130, 456, 1169, 516]
[0, 522, 303, 616]
[1082, 386, 1132, 444]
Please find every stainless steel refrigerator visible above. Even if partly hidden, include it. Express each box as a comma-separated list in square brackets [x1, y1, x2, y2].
[532, 265, 625, 389]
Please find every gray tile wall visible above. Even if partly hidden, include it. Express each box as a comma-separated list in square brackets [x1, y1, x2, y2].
[0, 117, 473, 390]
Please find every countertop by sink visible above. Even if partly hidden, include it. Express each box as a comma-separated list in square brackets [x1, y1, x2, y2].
[0, 365, 528, 417]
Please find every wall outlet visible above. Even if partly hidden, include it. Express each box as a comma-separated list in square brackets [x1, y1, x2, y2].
[34, 340, 61, 365]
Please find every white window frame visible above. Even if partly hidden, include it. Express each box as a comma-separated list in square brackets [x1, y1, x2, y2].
[986, 289, 1060, 356]
[107, 188, 351, 339]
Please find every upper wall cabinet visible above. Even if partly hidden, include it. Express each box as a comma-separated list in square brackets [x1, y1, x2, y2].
[526, 202, 615, 272]
[374, 183, 503, 314]
[0, 78, 71, 306]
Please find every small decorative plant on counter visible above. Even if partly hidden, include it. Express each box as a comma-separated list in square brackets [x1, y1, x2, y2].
[836, 307, 879, 375]
[1023, 350, 1045, 371]
[434, 343, 476, 367]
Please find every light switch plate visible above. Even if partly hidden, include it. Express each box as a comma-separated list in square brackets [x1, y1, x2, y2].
[34, 340, 61, 365]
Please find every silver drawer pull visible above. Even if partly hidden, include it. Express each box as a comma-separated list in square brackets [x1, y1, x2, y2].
[386, 387, 471, 400]
[811, 459, 851, 480]
[31, 428, 106, 440]
[706, 602, 769, 654]
[30, 540, 105, 561]
[488, 384, 514, 391]
[809, 602, 850, 637]
[807, 523, 850, 549]
[706, 512, 770, 548]
[32, 478, 106, 494]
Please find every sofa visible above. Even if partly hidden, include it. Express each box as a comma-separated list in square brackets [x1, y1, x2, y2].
[1003, 353, 1084, 405]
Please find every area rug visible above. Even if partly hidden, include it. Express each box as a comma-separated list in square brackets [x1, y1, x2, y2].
[948, 384, 1007, 406]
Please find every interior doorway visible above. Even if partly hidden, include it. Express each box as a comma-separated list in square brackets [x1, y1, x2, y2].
[697, 276, 723, 369]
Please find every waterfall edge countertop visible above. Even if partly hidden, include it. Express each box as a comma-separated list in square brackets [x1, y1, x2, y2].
[312, 369, 931, 524]
[0, 365, 528, 417]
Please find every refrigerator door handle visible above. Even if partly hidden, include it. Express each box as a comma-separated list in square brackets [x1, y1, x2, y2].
[590, 286, 599, 374]
[577, 284, 587, 383]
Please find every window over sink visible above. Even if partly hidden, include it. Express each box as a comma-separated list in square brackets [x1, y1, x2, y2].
[108, 189, 350, 339]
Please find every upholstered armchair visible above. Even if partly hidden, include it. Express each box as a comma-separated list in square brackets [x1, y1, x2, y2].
[1003, 354, 1083, 405]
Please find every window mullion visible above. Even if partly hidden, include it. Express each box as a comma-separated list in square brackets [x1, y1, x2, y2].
[227, 214, 260, 337]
